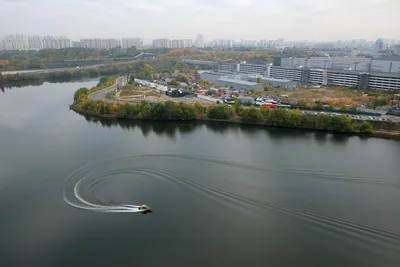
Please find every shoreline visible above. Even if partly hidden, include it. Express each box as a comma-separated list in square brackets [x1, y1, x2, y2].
[71, 107, 400, 141]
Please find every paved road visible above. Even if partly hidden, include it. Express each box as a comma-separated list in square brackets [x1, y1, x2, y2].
[89, 76, 127, 103]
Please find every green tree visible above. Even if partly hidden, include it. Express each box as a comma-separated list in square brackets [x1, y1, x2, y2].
[73, 87, 89, 103]
[330, 115, 354, 132]
[176, 75, 189, 83]
[359, 121, 373, 133]
[266, 108, 289, 126]
[372, 97, 390, 107]
[350, 105, 358, 114]
[206, 105, 231, 119]
[169, 79, 180, 87]
[256, 77, 263, 84]
[194, 101, 203, 111]
[366, 102, 375, 110]
[315, 115, 331, 130]
[260, 106, 270, 118]
[328, 102, 335, 111]
[314, 101, 324, 110]
[234, 98, 241, 114]
[241, 106, 263, 122]
[264, 84, 271, 91]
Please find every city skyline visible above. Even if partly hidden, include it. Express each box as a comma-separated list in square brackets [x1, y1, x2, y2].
[2, 34, 400, 52]
[1, 33, 398, 44]
[0, 0, 399, 41]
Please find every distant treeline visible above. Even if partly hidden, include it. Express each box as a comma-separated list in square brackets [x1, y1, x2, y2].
[0, 47, 172, 71]
[2, 59, 176, 84]
[69, 76, 387, 135]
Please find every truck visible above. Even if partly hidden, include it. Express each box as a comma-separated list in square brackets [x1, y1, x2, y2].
[261, 103, 278, 108]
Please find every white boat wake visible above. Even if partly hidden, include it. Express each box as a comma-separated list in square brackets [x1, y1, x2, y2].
[63, 165, 142, 213]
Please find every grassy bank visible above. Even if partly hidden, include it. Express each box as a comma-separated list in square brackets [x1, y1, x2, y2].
[70, 76, 400, 140]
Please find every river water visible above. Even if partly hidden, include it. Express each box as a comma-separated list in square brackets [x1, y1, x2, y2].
[0, 78, 399, 267]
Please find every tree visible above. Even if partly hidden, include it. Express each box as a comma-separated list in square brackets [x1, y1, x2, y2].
[350, 105, 358, 114]
[315, 115, 331, 130]
[264, 84, 271, 91]
[176, 75, 189, 83]
[359, 122, 373, 133]
[206, 105, 231, 119]
[194, 101, 203, 112]
[249, 88, 256, 95]
[328, 102, 335, 111]
[241, 106, 263, 122]
[314, 102, 324, 110]
[366, 102, 375, 110]
[260, 106, 270, 118]
[256, 77, 263, 84]
[73, 87, 89, 103]
[234, 98, 241, 114]
[339, 104, 347, 111]
[330, 115, 354, 132]
[169, 79, 180, 87]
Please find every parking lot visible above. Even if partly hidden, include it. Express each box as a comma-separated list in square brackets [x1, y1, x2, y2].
[300, 110, 398, 122]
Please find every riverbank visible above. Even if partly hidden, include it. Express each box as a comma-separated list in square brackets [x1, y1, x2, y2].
[70, 76, 400, 141]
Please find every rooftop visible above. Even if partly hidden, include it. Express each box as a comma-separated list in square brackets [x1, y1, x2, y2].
[217, 78, 258, 86]
[248, 74, 292, 83]
[374, 55, 400, 61]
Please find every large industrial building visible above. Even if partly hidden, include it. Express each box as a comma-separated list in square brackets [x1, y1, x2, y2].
[198, 70, 296, 91]
[216, 61, 268, 75]
[216, 78, 264, 91]
[270, 56, 400, 89]
[190, 57, 400, 90]
[247, 75, 298, 89]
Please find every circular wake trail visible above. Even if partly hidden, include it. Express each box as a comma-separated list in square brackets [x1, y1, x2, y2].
[64, 166, 142, 213]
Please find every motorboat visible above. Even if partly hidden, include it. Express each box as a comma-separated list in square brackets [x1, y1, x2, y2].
[138, 204, 151, 212]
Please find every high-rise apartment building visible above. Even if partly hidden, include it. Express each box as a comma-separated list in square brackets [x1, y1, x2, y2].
[122, 38, 143, 49]
[80, 38, 120, 49]
[41, 36, 70, 49]
[1, 34, 29, 50]
[212, 39, 233, 48]
[195, 34, 204, 48]
[153, 39, 193, 49]
[28, 36, 43, 49]
[153, 39, 170, 48]
[375, 38, 384, 52]
[0, 34, 70, 50]
[170, 39, 192, 49]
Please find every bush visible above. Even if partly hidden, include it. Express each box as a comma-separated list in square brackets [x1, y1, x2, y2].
[73, 87, 89, 103]
[330, 115, 353, 133]
[241, 106, 263, 122]
[359, 122, 373, 134]
[207, 105, 232, 120]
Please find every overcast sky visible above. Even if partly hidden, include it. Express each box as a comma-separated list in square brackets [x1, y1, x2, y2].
[0, 0, 398, 42]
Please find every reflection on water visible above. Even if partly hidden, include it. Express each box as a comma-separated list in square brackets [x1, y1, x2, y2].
[1, 76, 102, 90]
[84, 115, 198, 139]
[82, 114, 344, 143]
